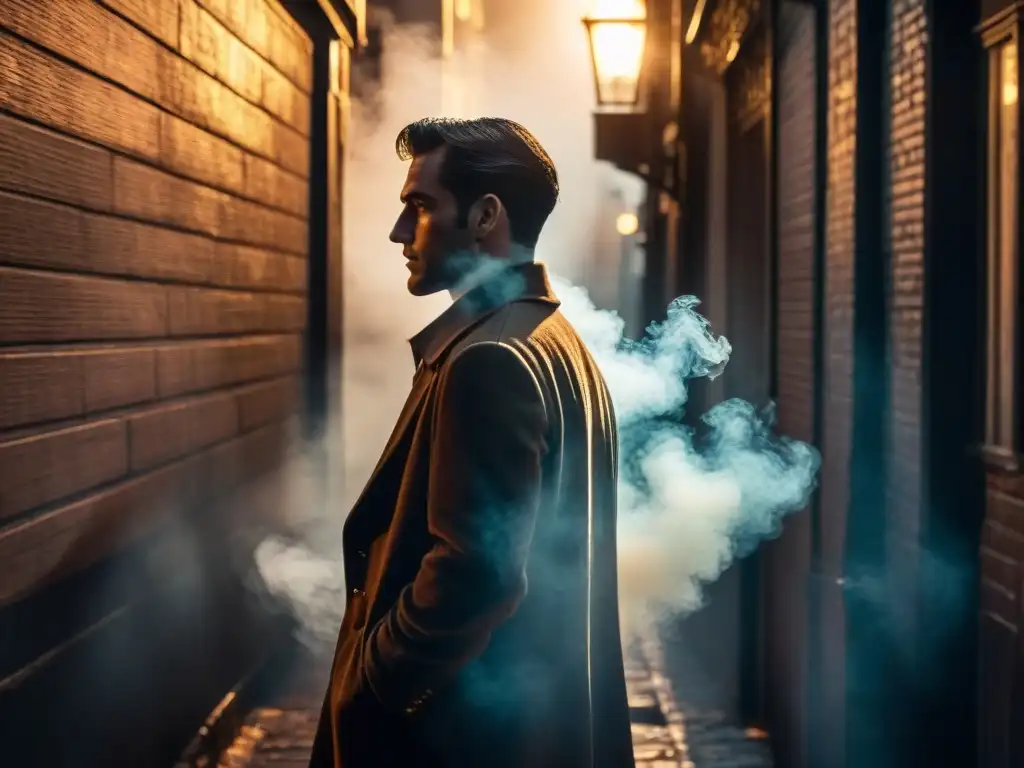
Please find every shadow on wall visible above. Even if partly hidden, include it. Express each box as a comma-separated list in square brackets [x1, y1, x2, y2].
[0, 422, 302, 767]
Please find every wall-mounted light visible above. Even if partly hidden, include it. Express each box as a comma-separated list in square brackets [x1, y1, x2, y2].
[582, 1, 647, 109]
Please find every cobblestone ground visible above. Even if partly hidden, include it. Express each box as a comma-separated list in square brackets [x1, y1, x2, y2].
[640, 640, 773, 768]
[197, 640, 772, 768]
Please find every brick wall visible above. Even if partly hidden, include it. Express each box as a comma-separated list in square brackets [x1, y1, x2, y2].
[722, 33, 771, 723]
[885, 0, 927, 645]
[775, 5, 817, 450]
[0, 0, 313, 761]
[975, 6, 1024, 768]
[820, 0, 857, 758]
[763, 5, 816, 766]
[980, 473, 1024, 767]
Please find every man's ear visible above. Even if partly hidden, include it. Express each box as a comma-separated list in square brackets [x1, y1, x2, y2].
[468, 194, 503, 240]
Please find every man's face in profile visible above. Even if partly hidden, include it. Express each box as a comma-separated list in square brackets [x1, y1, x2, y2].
[389, 146, 473, 296]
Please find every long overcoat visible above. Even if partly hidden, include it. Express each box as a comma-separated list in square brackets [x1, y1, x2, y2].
[309, 262, 635, 768]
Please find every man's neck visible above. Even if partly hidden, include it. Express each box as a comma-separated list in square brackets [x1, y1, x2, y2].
[447, 245, 535, 301]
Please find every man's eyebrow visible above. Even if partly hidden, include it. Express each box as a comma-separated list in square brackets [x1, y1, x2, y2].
[400, 190, 434, 204]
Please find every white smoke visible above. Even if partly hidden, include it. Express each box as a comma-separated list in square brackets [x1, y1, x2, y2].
[552, 280, 819, 636]
[252, 2, 819, 652]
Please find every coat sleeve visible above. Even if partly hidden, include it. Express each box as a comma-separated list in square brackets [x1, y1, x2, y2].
[362, 340, 549, 712]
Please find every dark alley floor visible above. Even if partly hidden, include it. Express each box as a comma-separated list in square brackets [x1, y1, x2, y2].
[180, 639, 773, 768]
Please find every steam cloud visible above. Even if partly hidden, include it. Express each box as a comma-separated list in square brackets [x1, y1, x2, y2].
[553, 281, 819, 637]
[252, 4, 820, 653]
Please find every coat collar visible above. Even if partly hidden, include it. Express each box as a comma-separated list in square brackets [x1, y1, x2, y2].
[409, 261, 560, 369]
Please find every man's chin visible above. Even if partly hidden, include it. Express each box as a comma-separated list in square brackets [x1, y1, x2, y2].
[406, 273, 444, 297]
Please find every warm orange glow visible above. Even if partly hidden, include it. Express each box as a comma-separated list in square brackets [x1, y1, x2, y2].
[616, 212, 639, 236]
[1003, 41, 1018, 105]
[685, 0, 708, 44]
[590, 0, 645, 79]
[442, 0, 454, 57]
[584, 1, 646, 106]
[592, 25, 645, 81]
[591, 0, 646, 17]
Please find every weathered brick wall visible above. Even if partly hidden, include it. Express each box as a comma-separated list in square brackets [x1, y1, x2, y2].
[821, 0, 857, 756]
[885, 0, 927, 644]
[764, 6, 816, 766]
[0, 0, 312, 760]
[975, 8, 1024, 768]
[0, 0, 309, 607]
[775, 5, 817, 450]
[980, 473, 1024, 767]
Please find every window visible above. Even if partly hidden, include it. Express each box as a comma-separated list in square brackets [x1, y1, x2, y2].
[984, 33, 1021, 466]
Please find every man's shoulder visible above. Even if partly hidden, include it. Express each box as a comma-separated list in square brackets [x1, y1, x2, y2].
[447, 300, 597, 384]
[464, 300, 576, 348]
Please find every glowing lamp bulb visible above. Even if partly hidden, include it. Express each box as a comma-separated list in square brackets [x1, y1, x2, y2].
[583, 1, 647, 107]
[616, 212, 639, 236]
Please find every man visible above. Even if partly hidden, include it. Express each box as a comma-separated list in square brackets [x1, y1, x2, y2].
[309, 117, 634, 768]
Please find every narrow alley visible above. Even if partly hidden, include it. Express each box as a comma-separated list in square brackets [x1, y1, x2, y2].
[177, 640, 773, 768]
[0, 0, 1015, 767]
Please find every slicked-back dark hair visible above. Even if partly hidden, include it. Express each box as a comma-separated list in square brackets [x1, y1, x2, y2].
[395, 117, 559, 247]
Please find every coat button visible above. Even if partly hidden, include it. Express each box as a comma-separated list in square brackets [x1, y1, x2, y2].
[356, 549, 367, 558]
[351, 587, 364, 597]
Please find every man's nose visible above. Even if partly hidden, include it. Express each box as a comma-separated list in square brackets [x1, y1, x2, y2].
[389, 216, 411, 244]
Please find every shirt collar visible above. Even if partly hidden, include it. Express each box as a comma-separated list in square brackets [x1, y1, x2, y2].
[409, 261, 560, 369]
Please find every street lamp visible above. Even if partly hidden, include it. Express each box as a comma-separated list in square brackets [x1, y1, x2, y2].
[582, 1, 647, 109]
[616, 212, 639, 236]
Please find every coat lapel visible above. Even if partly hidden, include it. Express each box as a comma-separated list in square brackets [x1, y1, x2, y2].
[344, 366, 434, 531]
[344, 263, 561, 535]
